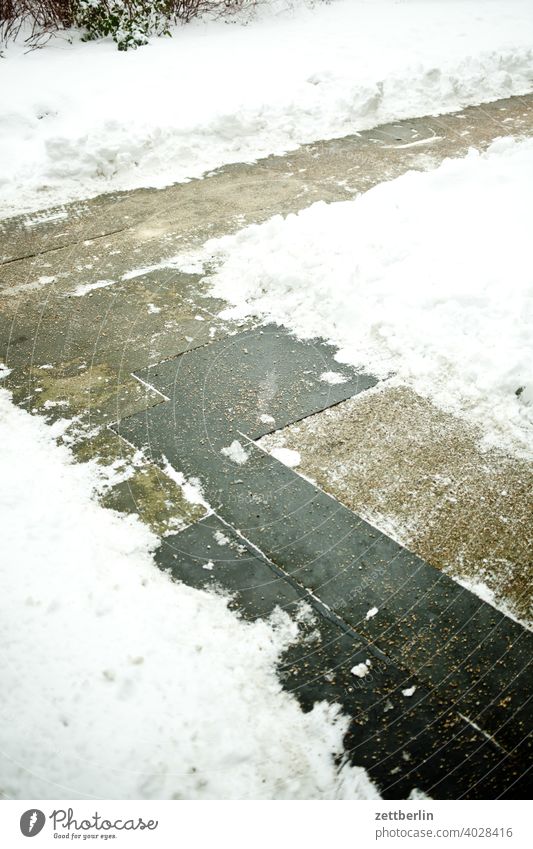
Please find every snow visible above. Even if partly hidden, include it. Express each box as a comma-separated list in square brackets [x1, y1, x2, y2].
[351, 661, 371, 678]
[191, 137, 533, 458]
[71, 279, 116, 297]
[0, 388, 379, 799]
[2, 0, 533, 217]
[24, 209, 68, 226]
[214, 529, 230, 546]
[409, 788, 432, 801]
[269, 446, 302, 468]
[320, 371, 348, 385]
[42, 398, 68, 410]
[455, 574, 525, 628]
[221, 439, 250, 464]
[162, 455, 208, 506]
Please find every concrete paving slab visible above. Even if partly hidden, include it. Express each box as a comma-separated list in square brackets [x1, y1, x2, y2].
[2, 94, 532, 536]
[1, 93, 531, 799]
[158, 515, 527, 799]
[126, 323, 376, 437]
[157, 513, 305, 620]
[115, 325, 532, 766]
[0, 268, 251, 437]
[74, 428, 206, 535]
[258, 385, 533, 627]
[2, 94, 533, 270]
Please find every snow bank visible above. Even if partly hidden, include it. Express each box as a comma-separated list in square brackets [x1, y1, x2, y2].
[190, 137, 533, 457]
[0, 388, 378, 799]
[2, 0, 533, 217]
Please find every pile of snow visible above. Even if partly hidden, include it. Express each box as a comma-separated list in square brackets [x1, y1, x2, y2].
[221, 439, 250, 464]
[2, 0, 533, 217]
[351, 661, 371, 679]
[189, 137, 533, 458]
[0, 388, 378, 800]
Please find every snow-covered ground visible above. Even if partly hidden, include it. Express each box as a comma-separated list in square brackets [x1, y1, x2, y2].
[176, 137, 533, 458]
[0, 387, 379, 800]
[2, 0, 533, 217]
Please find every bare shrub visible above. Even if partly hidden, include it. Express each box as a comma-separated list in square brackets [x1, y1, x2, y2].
[0, 0, 76, 43]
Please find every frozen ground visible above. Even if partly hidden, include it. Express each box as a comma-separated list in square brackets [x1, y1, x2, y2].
[0, 386, 379, 800]
[181, 137, 533, 459]
[1, 0, 533, 217]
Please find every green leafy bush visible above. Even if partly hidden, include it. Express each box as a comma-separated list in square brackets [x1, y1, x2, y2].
[75, 0, 172, 50]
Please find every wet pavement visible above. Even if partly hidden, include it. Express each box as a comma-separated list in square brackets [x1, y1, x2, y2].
[115, 324, 532, 798]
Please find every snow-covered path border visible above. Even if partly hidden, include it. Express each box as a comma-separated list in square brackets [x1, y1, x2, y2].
[2, 0, 533, 217]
